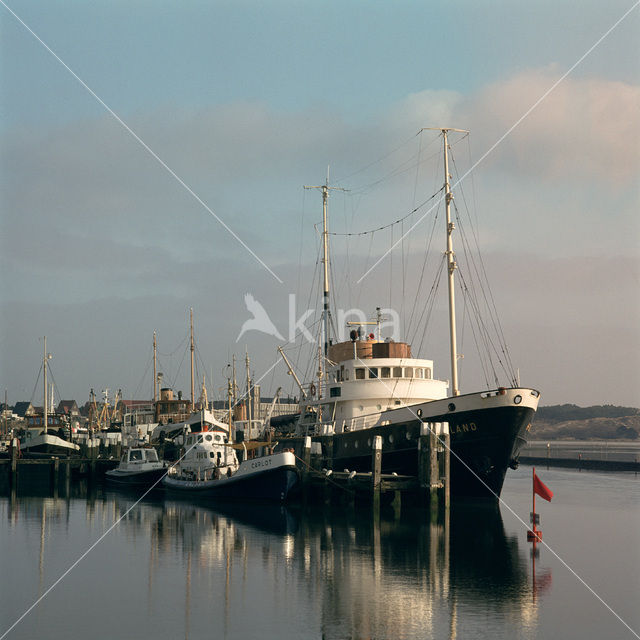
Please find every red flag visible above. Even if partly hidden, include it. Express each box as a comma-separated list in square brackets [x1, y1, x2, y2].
[533, 470, 553, 502]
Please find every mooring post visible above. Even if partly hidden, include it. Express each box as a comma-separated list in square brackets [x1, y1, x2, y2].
[10, 437, 18, 489]
[324, 436, 334, 471]
[440, 423, 451, 511]
[51, 457, 59, 487]
[89, 439, 98, 481]
[302, 436, 311, 500]
[429, 423, 439, 514]
[64, 458, 71, 495]
[371, 434, 382, 511]
[418, 423, 431, 503]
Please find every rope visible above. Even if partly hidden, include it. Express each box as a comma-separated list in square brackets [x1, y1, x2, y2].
[327, 187, 444, 237]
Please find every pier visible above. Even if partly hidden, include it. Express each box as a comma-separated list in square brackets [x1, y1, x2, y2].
[0, 438, 120, 492]
[1, 423, 452, 514]
[298, 422, 450, 513]
[520, 440, 640, 472]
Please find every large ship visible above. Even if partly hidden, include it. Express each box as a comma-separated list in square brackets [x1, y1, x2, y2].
[273, 128, 539, 498]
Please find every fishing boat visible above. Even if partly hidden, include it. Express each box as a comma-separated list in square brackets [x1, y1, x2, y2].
[274, 128, 540, 498]
[19, 338, 81, 457]
[162, 413, 299, 501]
[105, 446, 167, 486]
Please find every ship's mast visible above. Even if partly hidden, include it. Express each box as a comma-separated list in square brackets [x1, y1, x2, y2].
[190, 308, 195, 412]
[443, 129, 460, 397]
[305, 170, 347, 360]
[43, 337, 48, 434]
[422, 127, 467, 396]
[153, 331, 157, 404]
[245, 349, 252, 425]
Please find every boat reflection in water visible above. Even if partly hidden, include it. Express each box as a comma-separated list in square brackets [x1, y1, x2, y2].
[4, 486, 546, 640]
[100, 495, 538, 640]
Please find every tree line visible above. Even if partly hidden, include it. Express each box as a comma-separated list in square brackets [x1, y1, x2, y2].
[538, 404, 639, 423]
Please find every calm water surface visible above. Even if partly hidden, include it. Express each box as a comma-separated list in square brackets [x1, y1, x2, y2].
[1, 466, 638, 640]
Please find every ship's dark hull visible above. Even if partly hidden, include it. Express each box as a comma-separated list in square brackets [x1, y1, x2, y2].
[105, 467, 167, 487]
[163, 466, 299, 502]
[334, 406, 532, 498]
[278, 390, 537, 499]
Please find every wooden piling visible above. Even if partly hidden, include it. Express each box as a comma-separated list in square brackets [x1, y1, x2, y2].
[371, 435, 382, 491]
[442, 429, 451, 511]
[302, 436, 312, 497]
[10, 437, 18, 489]
[429, 423, 439, 513]
[51, 457, 60, 486]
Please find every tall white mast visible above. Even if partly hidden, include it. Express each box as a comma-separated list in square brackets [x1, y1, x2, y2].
[443, 129, 460, 397]
[421, 127, 467, 396]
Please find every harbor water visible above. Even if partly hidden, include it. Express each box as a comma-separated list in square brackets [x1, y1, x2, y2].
[1, 466, 638, 640]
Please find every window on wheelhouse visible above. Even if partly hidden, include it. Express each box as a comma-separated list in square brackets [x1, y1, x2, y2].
[393, 367, 402, 377]
[416, 368, 424, 379]
[381, 367, 390, 378]
[355, 368, 365, 380]
[145, 450, 158, 462]
[404, 367, 413, 378]
[130, 450, 143, 461]
[368, 367, 378, 379]
[425, 368, 432, 379]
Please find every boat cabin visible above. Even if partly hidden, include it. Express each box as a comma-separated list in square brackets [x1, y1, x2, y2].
[298, 336, 448, 435]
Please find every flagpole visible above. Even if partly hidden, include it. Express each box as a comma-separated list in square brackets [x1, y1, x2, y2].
[532, 466, 536, 535]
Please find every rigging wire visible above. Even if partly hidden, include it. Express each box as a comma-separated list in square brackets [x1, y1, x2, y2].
[327, 187, 444, 237]
[28, 363, 44, 406]
[333, 131, 419, 185]
[416, 254, 447, 356]
[131, 347, 153, 400]
[405, 201, 442, 340]
[450, 149, 518, 382]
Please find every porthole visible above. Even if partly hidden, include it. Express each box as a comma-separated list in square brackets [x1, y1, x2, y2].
[354, 440, 359, 449]
[376, 404, 382, 411]
[205, 434, 213, 441]
[388, 435, 394, 443]
[367, 438, 372, 447]
[417, 408, 423, 417]
[405, 432, 412, 441]
[514, 395, 522, 405]
[448, 403, 456, 412]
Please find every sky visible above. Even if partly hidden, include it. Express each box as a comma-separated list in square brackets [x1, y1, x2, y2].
[1, 0, 639, 409]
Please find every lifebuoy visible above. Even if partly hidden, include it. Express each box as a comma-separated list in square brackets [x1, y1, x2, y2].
[310, 383, 316, 396]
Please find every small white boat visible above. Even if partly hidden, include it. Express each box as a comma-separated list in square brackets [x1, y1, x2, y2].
[105, 447, 166, 486]
[20, 337, 81, 458]
[162, 420, 299, 502]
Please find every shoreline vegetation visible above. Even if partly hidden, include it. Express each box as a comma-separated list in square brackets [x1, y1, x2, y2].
[531, 404, 639, 441]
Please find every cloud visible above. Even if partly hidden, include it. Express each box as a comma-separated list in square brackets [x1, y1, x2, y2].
[460, 67, 640, 185]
